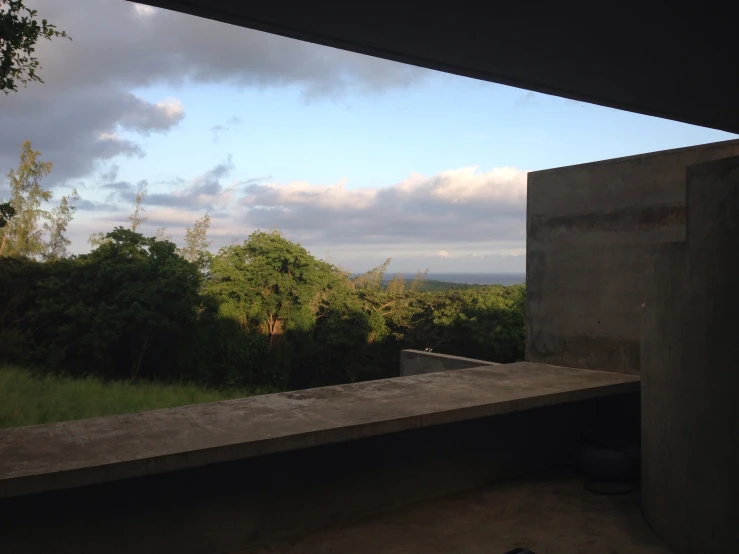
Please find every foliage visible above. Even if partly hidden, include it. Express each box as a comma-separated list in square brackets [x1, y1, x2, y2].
[0, 141, 78, 261]
[128, 181, 148, 232]
[177, 212, 212, 272]
[1, 231, 526, 390]
[43, 188, 78, 260]
[0, 365, 274, 429]
[87, 231, 110, 249]
[0, 0, 71, 94]
[28, 228, 202, 381]
[0, 145, 526, 392]
[1, 140, 52, 257]
[0, 201, 15, 228]
[397, 278, 483, 292]
[207, 230, 335, 345]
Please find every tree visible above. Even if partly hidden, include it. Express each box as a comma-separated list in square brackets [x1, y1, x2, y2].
[354, 258, 391, 292]
[87, 231, 110, 249]
[206, 230, 334, 348]
[43, 188, 78, 260]
[1, 140, 52, 257]
[128, 181, 148, 232]
[1, 0, 71, 94]
[31, 227, 202, 380]
[154, 226, 172, 242]
[0, 201, 16, 228]
[177, 212, 212, 271]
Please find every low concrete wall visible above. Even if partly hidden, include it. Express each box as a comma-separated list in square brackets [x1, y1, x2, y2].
[400, 349, 499, 376]
[526, 139, 739, 374]
[0, 393, 639, 554]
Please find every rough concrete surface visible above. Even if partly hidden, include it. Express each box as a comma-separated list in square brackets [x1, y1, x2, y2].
[526, 139, 739, 374]
[241, 470, 673, 554]
[399, 349, 499, 376]
[1, 396, 638, 553]
[0, 363, 639, 499]
[642, 155, 739, 553]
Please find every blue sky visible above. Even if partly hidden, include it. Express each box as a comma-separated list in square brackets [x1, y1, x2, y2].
[128, 79, 732, 189]
[1, 1, 735, 273]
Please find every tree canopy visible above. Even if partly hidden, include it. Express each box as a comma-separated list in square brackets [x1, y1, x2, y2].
[1, 0, 70, 94]
[0, 141, 526, 392]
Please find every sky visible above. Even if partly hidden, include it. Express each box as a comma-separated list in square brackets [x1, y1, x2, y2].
[1, 1, 736, 273]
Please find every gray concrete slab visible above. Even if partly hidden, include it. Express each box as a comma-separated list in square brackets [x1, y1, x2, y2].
[244, 470, 672, 554]
[0, 362, 639, 499]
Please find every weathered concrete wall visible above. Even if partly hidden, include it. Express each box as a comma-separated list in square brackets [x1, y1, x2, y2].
[526, 139, 739, 373]
[0, 393, 637, 554]
[400, 349, 499, 376]
[642, 155, 739, 554]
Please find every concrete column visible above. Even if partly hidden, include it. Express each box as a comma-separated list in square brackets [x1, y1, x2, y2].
[642, 155, 739, 553]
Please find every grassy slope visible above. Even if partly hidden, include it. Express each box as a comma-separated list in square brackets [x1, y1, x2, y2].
[0, 366, 273, 429]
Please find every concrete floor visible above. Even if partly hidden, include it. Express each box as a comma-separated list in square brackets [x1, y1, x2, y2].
[241, 471, 673, 554]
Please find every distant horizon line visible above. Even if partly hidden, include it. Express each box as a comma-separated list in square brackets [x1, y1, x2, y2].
[350, 271, 526, 275]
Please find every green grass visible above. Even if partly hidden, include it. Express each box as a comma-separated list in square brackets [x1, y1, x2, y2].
[0, 366, 274, 429]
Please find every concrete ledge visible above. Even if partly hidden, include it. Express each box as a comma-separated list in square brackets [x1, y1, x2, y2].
[0, 362, 639, 499]
[399, 349, 499, 376]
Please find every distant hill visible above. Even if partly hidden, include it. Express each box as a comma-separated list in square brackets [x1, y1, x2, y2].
[386, 279, 481, 292]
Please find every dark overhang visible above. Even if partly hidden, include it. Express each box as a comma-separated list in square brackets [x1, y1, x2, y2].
[130, 3, 739, 134]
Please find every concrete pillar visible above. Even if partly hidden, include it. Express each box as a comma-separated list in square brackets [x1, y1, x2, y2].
[642, 155, 739, 553]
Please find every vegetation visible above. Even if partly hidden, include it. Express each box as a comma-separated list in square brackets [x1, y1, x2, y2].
[0, 365, 272, 429]
[0, 141, 526, 401]
[385, 278, 484, 292]
[1, 0, 71, 94]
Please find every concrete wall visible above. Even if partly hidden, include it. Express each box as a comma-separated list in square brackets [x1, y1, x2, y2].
[641, 155, 739, 554]
[0, 394, 637, 554]
[400, 349, 499, 376]
[526, 139, 739, 374]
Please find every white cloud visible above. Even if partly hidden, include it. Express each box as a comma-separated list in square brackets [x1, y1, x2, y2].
[0, 0, 429, 184]
[69, 163, 528, 271]
[133, 3, 156, 17]
[238, 166, 528, 245]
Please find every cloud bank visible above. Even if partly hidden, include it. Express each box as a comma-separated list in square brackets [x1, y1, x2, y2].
[0, 0, 428, 184]
[67, 163, 528, 271]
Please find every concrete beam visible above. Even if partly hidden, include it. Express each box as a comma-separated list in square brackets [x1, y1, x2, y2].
[127, 3, 739, 134]
[0, 363, 638, 499]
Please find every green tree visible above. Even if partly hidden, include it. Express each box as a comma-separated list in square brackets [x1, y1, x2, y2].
[0, 140, 52, 258]
[1, 0, 70, 94]
[87, 231, 109, 249]
[31, 227, 201, 380]
[354, 258, 391, 292]
[0, 255, 44, 363]
[43, 188, 78, 260]
[154, 226, 172, 242]
[206, 230, 334, 348]
[177, 212, 212, 272]
[128, 181, 148, 232]
[0, 201, 15, 228]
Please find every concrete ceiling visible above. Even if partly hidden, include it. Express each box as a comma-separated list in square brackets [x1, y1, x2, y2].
[132, 2, 739, 135]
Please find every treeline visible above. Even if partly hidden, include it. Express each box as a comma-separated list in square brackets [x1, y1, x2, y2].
[0, 142, 525, 390]
[390, 279, 491, 293]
